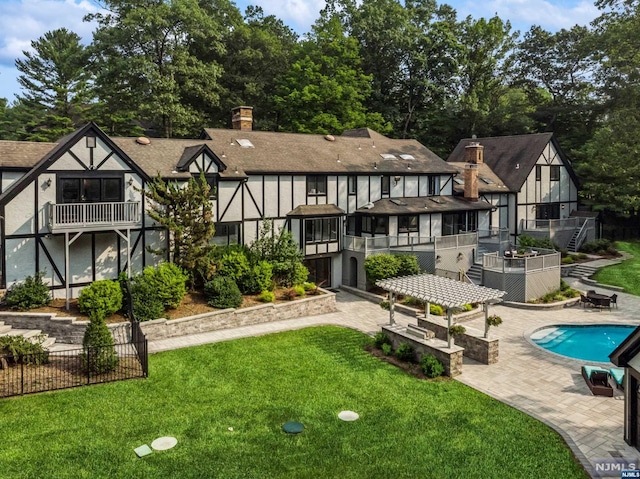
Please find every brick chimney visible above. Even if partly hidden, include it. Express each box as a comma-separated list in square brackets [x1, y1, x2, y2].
[231, 106, 253, 131]
[464, 142, 483, 201]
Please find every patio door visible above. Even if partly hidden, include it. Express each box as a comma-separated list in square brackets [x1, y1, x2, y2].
[305, 257, 331, 288]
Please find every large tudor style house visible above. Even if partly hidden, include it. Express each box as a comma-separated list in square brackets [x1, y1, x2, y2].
[0, 106, 588, 302]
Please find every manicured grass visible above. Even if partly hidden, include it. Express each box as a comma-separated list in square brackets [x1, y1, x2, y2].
[0, 326, 587, 478]
[593, 241, 640, 295]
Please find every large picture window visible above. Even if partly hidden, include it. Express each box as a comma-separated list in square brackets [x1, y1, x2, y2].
[59, 177, 123, 203]
[362, 216, 388, 235]
[398, 215, 418, 233]
[305, 218, 339, 243]
[307, 175, 327, 195]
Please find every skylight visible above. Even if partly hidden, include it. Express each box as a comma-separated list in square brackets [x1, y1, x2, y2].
[399, 154, 415, 160]
[390, 199, 407, 206]
[236, 139, 254, 148]
[380, 153, 397, 160]
[454, 178, 464, 185]
[480, 177, 494, 184]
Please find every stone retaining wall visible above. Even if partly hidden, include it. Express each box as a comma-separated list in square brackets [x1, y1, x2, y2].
[0, 289, 336, 344]
[382, 324, 464, 377]
[417, 317, 498, 364]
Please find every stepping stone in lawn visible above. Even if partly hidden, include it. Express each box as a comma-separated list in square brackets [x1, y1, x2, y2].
[151, 436, 178, 451]
[338, 411, 359, 422]
[134, 445, 153, 458]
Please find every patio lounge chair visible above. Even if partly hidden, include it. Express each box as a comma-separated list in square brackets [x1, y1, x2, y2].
[581, 365, 614, 397]
[609, 367, 624, 390]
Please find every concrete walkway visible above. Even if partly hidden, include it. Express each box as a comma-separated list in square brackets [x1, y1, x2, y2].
[147, 258, 639, 478]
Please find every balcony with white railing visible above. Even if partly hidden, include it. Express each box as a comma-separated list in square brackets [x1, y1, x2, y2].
[47, 201, 142, 233]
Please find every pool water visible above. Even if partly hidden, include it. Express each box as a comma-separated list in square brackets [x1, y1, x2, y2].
[531, 325, 636, 363]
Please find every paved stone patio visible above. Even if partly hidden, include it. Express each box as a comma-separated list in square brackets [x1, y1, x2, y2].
[148, 272, 640, 478]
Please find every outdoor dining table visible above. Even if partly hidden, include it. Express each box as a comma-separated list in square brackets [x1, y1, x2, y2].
[586, 291, 612, 310]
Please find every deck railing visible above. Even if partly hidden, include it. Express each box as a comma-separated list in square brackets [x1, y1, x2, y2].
[47, 201, 141, 232]
[482, 250, 561, 273]
[343, 234, 436, 255]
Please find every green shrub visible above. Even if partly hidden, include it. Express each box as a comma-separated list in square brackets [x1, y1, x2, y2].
[240, 261, 273, 295]
[0, 335, 48, 365]
[364, 254, 401, 284]
[204, 276, 243, 309]
[429, 304, 444, 316]
[420, 354, 444, 378]
[259, 290, 275, 303]
[142, 263, 188, 309]
[449, 324, 466, 336]
[401, 296, 422, 307]
[397, 255, 420, 276]
[78, 280, 123, 320]
[486, 314, 503, 328]
[291, 263, 309, 287]
[395, 342, 415, 362]
[303, 282, 316, 291]
[580, 238, 612, 254]
[293, 285, 306, 297]
[381, 343, 393, 356]
[128, 275, 165, 322]
[5, 272, 50, 310]
[81, 316, 119, 374]
[373, 331, 391, 349]
[517, 235, 555, 250]
[216, 250, 251, 282]
[560, 279, 570, 291]
[577, 253, 588, 260]
[561, 256, 574, 264]
[463, 303, 473, 311]
[553, 293, 565, 301]
[380, 300, 390, 311]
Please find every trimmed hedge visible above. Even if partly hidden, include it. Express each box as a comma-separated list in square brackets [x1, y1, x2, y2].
[205, 276, 243, 309]
[78, 280, 123, 320]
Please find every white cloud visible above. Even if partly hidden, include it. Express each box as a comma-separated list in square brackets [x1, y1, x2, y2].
[0, 0, 100, 66]
[456, 0, 600, 32]
[245, 0, 326, 33]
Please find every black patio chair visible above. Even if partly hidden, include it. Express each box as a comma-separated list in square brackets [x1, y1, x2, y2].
[610, 294, 618, 309]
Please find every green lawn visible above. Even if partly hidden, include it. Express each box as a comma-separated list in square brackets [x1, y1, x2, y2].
[593, 241, 640, 295]
[0, 326, 587, 479]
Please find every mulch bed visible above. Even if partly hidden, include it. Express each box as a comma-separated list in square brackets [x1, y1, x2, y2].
[365, 344, 429, 380]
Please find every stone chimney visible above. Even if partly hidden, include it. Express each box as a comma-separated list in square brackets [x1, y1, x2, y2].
[231, 106, 253, 131]
[464, 142, 483, 202]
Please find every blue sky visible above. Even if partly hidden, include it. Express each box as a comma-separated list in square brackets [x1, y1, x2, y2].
[0, 0, 601, 101]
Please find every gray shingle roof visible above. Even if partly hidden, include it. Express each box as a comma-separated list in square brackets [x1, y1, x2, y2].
[0, 140, 57, 168]
[287, 204, 345, 217]
[356, 196, 493, 215]
[447, 133, 554, 191]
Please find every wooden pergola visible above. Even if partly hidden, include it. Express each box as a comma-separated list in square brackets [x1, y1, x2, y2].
[376, 274, 506, 347]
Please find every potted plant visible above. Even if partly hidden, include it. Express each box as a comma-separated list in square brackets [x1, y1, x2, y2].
[484, 314, 503, 338]
[448, 324, 466, 347]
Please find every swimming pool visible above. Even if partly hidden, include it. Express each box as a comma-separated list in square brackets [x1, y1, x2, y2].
[530, 325, 636, 363]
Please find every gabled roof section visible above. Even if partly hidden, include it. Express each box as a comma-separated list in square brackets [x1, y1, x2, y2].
[176, 144, 227, 173]
[0, 140, 57, 169]
[609, 325, 640, 367]
[287, 204, 345, 217]
[447, 133, 558, 192]
[355, 196, 493, 215]
[0, 122, 151, 206]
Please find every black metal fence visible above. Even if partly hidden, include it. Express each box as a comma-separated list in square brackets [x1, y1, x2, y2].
[1, 279, 150, 399]
[0, 341, 146, 398]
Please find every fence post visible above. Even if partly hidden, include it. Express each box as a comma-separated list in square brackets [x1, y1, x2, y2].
[21, 360, 24, 395]
[86, 348, 91, 384]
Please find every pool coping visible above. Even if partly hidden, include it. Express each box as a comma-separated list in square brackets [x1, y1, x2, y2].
[524, 322, 636, 367]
